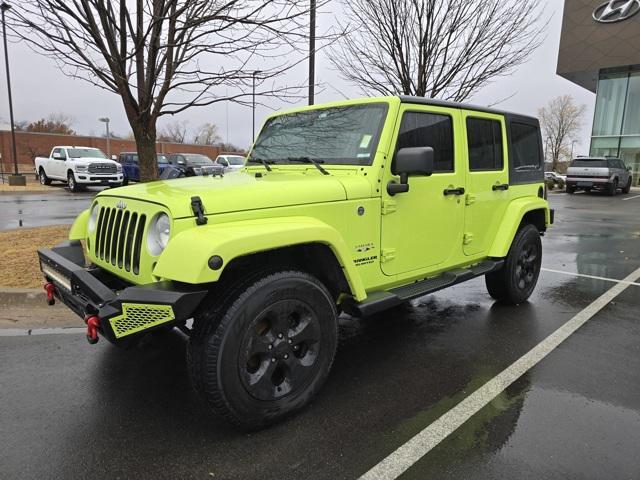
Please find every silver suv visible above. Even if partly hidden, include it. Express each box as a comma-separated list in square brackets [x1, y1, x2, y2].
[566, 157, 632, 196]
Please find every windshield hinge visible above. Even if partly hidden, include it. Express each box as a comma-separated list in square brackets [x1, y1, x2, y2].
[190, 196, 208, 226]
[380, 248, 396, 263]
[381, 200, 397, 215]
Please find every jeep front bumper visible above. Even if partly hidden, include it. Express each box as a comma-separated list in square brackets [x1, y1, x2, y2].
[38, 241, 208, 344]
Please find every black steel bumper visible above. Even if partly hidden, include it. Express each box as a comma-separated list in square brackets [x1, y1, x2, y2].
[37, 241, 208, 344]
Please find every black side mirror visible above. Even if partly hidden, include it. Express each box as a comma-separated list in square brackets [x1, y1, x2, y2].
[388, 147, 434, 195]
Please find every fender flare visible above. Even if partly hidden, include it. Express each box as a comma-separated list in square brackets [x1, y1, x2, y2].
[153, 216, 367, 301]
[69, 209, 89, 240]
[488, 197, 550, 258]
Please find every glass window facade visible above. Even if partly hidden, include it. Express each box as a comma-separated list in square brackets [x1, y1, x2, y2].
[591, 69, 640, 185]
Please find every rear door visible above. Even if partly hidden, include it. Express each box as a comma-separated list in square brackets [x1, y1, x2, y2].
[462, 112, 509, 256]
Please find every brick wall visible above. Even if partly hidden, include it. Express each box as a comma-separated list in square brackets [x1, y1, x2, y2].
[0, 130, 237, 174]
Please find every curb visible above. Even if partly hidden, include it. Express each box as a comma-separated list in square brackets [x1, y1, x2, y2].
[0, 287, 46, 307]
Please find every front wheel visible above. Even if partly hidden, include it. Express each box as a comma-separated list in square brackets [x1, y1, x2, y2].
[188, 270, 338, 429]
[485, 224, 542, 305]
[67, 172, 81, 192]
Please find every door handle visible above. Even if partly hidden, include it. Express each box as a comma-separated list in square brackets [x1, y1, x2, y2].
[492, 183, 509, 191]
[443, 187, 465, 196]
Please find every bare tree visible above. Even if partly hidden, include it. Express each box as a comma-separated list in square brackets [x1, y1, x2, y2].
[26, 113, 76, 135]
[158, 120, 189, 143]
[194, 123, 222, 145]
[539, 95, 587, 171]
[329, 0, 546, 101]
[8, 1, 324, 180]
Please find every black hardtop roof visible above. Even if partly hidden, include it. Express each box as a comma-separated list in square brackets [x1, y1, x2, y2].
[397, 95, 539, 124]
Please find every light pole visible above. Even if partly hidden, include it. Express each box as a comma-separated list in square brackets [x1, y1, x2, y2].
[252, 70, 261, 142]
[99, 117, 111, 157]
[309, 0, 316, 106]
[1, 1, 24, 186]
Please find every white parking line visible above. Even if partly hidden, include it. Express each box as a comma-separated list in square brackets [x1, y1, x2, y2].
[622, 194, 640, 201]
[359, 265, 640, 480]
[542, 268, 640, 287]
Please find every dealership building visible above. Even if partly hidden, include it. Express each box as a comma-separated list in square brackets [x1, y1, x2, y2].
[558, 0, 640, 184]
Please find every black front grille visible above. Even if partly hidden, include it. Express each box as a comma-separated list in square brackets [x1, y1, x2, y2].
[89, 163, 117, 174]
[95, 206, 146, 274]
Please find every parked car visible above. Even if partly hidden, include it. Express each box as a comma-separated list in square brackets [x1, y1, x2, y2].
[214, 154, 246, 171]
[35, 146, 123, 192]
[166, 153, 223, 176]
[38, 95, 552, 429]
[566, 157, 632, 195]
[118, 152, 170, 185]
[544, 171, 565, 190]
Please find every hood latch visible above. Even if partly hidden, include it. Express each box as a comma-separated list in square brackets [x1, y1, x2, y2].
[191, 196, 208, 225]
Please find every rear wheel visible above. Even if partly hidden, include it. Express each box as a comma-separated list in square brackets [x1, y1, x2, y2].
[622, 177, 632, 194]
[566, 185, 575, 194]
[608, 179, 618, 196]
[38, 168, 52, 186]
[485, 224, 542, 305]
[188, 270, 338, 429]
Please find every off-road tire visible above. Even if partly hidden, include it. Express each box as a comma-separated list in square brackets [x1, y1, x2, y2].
[622, 177, 632, 194]
[608, 179, 618, 196]
[38, 168, 52, 186]
[485, 223, 542, 305]
[67, 171, 81, 192]
[188, 270, 338, 429]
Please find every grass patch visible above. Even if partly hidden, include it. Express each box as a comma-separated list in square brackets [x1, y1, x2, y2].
[0, 225, 71, 288]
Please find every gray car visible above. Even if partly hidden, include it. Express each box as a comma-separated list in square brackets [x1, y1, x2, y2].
[565, 157, 632, 196]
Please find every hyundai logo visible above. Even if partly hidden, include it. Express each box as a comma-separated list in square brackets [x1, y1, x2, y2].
[116, 201, 127, 209]
[593, 0, 640, 23]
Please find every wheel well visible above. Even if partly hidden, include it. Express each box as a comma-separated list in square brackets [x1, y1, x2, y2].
[520, 209, 546, 233]
[219, 243, 351, 301]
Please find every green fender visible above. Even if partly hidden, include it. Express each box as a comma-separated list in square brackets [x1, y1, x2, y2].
[488, 197, 551, 258]
[69, 209, 89, 240]
[153, 216, 367, 301]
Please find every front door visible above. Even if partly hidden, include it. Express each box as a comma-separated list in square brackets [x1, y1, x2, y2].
[51, 147, 67, 179]
[462, 112, 510, 256]
[381, 105, 465, 276]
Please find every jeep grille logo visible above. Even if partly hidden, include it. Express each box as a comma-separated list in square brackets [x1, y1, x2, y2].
[593, 0, 640, 23]
[116, 201, 127, 209]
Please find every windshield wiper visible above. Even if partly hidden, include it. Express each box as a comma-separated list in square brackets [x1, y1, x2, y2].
[287, 156, 329, 175]
[247, 154, 273, 172]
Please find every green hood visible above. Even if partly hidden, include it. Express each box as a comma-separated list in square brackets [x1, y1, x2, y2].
[96, 169, 372, 218]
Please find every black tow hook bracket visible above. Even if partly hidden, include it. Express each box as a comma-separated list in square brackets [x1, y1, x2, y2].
[191, 196, 208, 225]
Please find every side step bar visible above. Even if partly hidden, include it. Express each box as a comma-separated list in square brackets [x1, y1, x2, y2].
[342, 259, 504, 317]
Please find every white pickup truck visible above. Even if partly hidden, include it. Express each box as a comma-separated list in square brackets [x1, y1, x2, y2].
[35, 146, 123, 192]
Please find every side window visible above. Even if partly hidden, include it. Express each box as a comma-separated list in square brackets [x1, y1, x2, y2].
[466, 117, 503, 171]
[510, 123, 541, 169]
[396, 112, 454, 173]
[53, 148, 65, 160]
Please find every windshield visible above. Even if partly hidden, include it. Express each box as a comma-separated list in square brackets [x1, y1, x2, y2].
[571, 159, 607, 168]
[68, 148, 107, 159]
[251, 103, 388, 166]
[225, 155, 245, 166]
[183, 154, 213, 165]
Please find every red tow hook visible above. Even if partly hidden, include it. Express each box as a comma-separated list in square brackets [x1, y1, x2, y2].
[44, 282, 56, 306]
[84, 315, 100, 345]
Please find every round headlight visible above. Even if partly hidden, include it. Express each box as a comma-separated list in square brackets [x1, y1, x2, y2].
[88, 203, 100, 233]
[147, 213, 171, 256]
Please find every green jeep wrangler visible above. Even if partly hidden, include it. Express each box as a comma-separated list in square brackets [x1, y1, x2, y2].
[38, 96, 553, 428]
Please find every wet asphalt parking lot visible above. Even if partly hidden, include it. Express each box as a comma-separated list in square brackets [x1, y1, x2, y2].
[2, 190, 640, 479]
[0, 185, 102, 231]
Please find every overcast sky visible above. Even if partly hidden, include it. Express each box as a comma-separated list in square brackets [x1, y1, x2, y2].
[0, 0, 594, 154]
